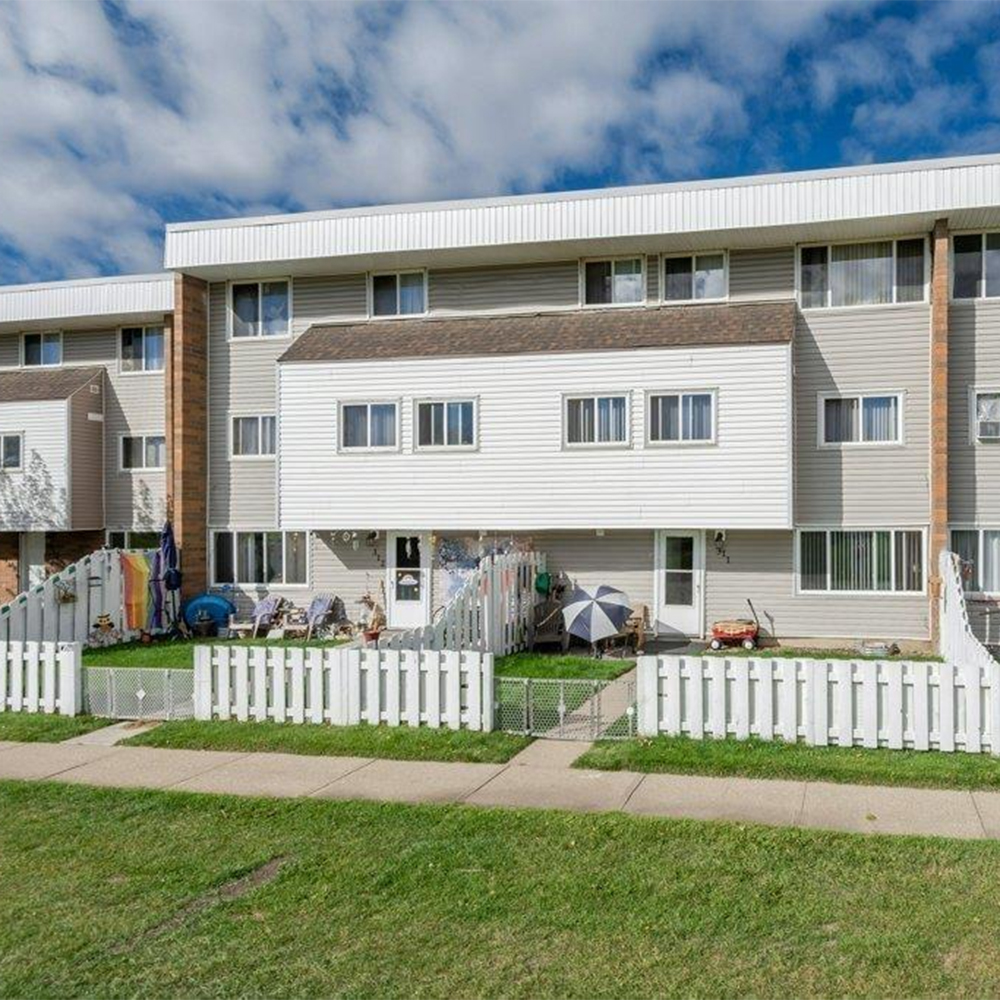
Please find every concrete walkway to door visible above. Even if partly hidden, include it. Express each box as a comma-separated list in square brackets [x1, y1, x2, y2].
[2, 735, 1000, 840]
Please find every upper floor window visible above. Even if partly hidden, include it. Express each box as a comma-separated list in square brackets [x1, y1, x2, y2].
[953, 234, 1000, 299]
[372, 272, 426, 316]
[648, 392, 715, 444]
[416, 400, 475, 449]
[231, 280, 290, 338]
[341, 401, 398, 450]
[952, 528, 1000, 593]
[0, 433, 22, 471]
[971, 390, 1000, 442]
[120, 326, 164, 373]
[565, 394, 629, 446]
[821, 393, 901, 445]
[663, 254, 726, 302]
[121, 434, 165, 471]
[800, 239, 925, 308]
[583, 259, 643, 306]
[232, 415, 276, 457]
[23, 332, 61, 367]
[212, 529, 308, 586]
[799, 528, 924, 594]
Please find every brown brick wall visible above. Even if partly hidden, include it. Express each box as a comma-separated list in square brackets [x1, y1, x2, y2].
[930, 217, 950, 646]
[45, 530, 105, 576]
[0, 532, 18, 603]
[167, 275, 209, 598]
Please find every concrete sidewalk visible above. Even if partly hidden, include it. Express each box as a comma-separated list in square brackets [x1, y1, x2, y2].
[0, 737, 998, 840]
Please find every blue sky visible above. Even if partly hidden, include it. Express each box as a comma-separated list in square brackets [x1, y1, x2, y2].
[1, 0, 999, 284]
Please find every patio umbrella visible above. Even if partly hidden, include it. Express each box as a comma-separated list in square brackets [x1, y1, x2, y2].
[159, 521, 181, 630]
[562, 584, 632, 644]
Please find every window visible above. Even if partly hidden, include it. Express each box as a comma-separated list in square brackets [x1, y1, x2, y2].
[973, 390, 1000, 442]
[565, 394, 628, 446]
[212, 530, 308, 586]
[105, 530, 160, 550]
[232, 415, 276, 457]
[341, 402, 398, 450]
[0, 433, 21, 471]
[583, 259, 643, 305]
[120, 326, 164, 373]
[416, 400, 475, 449]
[951, 528, 1000, 593]
[798, 529, 924, 593]
[821, 393, 901, 445]
[953, 233, 1000, 299]
[648, 392, 714, 443]
[371, 272, 426, 316]
[22, 332, 61, 367]
[662, 253, 726, 302]
[230, 281, 290, 337]
[121, 435, 165, 471]
[799, 239, 925, 308]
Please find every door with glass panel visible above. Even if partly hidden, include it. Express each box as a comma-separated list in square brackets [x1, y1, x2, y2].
[654, 531, 704, 637]
[386, 532, 430, 629]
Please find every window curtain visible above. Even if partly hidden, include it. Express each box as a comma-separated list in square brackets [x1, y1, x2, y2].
[612, 259, 643, 303]
[447, 401, 474, 445]
[978, 393, 1000, 439]
[399, 273, 425, 314]
[261, 282, 289, 335]
[831, 530, 873, 591]
[694, 255, 725, 299]
[862, 396, 898, 442]
[568, 398, 595, 442]
[684, 394, 713, 440]
[800, 532, 827, 590]
[597, 396, 626, 442]
[830, 242, 893, 306]
[824, 398, 857, 443]
[232, 284, 259, 336]
[650, 395, 680, 441]
[585, 262, 612, 304]
[370, 404, 396, 447]
[343, 405, 368, 448]
[983, 531, 1000, 593]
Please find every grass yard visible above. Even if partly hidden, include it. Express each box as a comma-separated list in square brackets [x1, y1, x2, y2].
[577, 734, 1000, 790]
[0, 713, 113, 744]
[495, 652, 634, 680]
[81, 636, 347, 670]
[5, 781, 1000, 997]
[124, 718, 530, 764]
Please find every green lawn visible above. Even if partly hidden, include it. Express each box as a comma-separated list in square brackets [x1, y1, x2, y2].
[82, 636, 347, 670]
[495, 652, 634, 680]
[0, 713, 113, 743]
[577, 734, 1000, 790]
[6, 781, 1000, 997]
[124, 718, 530, 764]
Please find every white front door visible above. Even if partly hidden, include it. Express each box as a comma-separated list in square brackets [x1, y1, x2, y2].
[654, 530, 704, 637]
[386, 532, 430, 629]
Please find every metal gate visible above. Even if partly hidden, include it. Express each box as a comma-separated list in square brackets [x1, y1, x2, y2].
[84, 667, 194, 720]
[495, 674, 637, 740]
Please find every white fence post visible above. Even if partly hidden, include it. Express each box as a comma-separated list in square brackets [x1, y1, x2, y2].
[481, 652, 494, 732]
[637, 655, 659, 736]
[56, 642, 81, 716]
[193, 645, 213, 720]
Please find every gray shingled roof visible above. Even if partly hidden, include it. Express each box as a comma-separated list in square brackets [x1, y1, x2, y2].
[279, 301, 796, 364]
[0, 366, 103, 402]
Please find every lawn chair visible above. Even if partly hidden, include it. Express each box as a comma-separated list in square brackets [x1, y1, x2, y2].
[228, 596, 284, 639]
[282, 594, 336, 641]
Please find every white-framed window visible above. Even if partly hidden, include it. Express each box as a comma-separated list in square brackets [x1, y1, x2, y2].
[22, 331, 62, 367]
[229, 280, 290, 338]
[415, 399, 476, 449]
[0, 433, 22, 471]
[582, 258, 644, 306]
[564, 394, 629, 447]
[340, 401, 398, 451]
[120, 434, 166, 471]
[105, 529, 161, 550]
[647, 391, 715, 444]
[951, 528, 1000, 594]
[231, 415, 277, 457]
[662, 253, 727, 302]
[971, 389, 1000, 442]
[370, 271, 426, 317]
[953, 233, 1000, 299]
[820, 393, 902, 446]
[797, 528, 924, 594]
[799, 238, 926, 309]
[212, 529, 309, 586]
[120, 326, 165, 374]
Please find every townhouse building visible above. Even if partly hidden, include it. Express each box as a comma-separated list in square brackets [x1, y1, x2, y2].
[5, 153, 1000, 649]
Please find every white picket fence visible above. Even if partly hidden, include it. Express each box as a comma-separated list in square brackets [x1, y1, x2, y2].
[194, 644, 494, 731]
[940, 549, 998, 673]
[0, 548, 159, 647]
[382, 550, 544, 655]
[0, 641, 81, 716]
[638, 654, 999, 754]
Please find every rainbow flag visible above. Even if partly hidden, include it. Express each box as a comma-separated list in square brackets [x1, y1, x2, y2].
[122, 552, 152, 631]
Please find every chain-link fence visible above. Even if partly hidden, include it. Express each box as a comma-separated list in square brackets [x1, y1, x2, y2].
[83, 667, 195, 720]
[495, 675, 636, 740]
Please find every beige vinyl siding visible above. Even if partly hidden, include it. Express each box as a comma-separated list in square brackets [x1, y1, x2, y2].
[704, 529, 930, 641]
[0, 333, 20, 367]
[948, 300, 1000, 522]
[794, 303, 930, 526]
[63, 329, 167, 530]
[68, 376, 104, 529]
[728, 247, 795, 301]
[291, 273, 367, 336]
[429, 260, 579, 314]
[0, 398, 69, 530]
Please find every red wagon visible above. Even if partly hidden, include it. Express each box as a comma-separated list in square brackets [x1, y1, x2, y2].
[709, 599, 760, 651]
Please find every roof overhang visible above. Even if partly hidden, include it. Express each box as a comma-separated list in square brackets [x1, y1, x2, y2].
[165, 154, 1000, 280]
